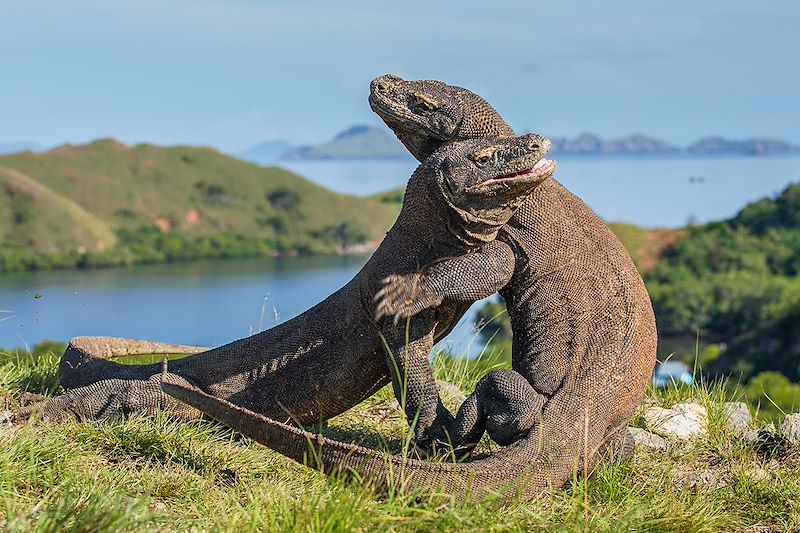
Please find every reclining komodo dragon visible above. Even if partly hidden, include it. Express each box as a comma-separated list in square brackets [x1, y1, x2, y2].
[12, 132, 553, 457]
[161, 76, 658, 499]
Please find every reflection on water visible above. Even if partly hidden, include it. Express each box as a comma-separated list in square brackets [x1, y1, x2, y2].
[1, 256, 365, 348]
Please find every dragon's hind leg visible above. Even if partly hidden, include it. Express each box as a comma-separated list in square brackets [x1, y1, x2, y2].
[449, 369, 546, 456]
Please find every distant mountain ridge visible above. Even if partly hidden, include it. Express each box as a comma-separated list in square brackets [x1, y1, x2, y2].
[686, 136, 800, 156]
[243, 126, 800, 161]
[549, 133, 680, 154]
[237, 140, 296, 165]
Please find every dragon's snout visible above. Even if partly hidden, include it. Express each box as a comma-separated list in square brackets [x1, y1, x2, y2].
[371, 74, 403, 94]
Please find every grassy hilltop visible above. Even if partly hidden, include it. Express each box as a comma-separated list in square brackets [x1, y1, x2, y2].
[0, 140, 398, 271]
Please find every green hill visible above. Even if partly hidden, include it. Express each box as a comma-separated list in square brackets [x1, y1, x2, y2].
[0, 139, 399, 271]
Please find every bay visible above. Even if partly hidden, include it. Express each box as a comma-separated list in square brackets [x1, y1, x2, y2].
[0, 256, 486, 355]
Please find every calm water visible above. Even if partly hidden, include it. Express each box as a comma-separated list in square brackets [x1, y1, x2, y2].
[0, 256, 487, 354]
[3, 154, 799, 351]
[283, 154, 800, 228]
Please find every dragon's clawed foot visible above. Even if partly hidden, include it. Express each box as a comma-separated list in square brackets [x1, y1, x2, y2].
[374, 273, 434, 324]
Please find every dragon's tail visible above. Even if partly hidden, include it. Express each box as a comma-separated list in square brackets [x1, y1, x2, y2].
[161, 375, 586, 500]
[60, 336, 207, 390]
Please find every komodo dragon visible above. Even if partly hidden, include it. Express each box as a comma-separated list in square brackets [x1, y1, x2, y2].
[370, 73, 656, 442]
[160, 76, 657, 499]
[11, 134, 553, 451]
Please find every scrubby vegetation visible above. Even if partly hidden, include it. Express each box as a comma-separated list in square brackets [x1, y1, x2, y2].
[1, 342, 798, 531]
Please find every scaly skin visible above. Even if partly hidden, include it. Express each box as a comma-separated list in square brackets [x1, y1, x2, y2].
[162, 76, 657, 499]
[371, 75, 657, 482]
[14, 135, 552, 454]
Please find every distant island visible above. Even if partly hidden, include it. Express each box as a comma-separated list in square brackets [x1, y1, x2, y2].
[280, 125, 408, 160]
[3, 131, 797, 164]
[238, 126, 800, 162]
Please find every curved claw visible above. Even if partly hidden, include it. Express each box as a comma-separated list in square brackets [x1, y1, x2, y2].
[373, 273, 423, 323]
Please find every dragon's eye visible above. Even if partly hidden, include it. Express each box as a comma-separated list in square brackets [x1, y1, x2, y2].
[469, 148, 496, 167]
[412, 92, 438, 112]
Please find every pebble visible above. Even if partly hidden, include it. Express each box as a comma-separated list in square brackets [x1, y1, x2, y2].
[781, 413, 800, 444]
[628, 427, 669, 451]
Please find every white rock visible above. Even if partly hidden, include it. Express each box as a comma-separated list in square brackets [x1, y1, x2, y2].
[628, 427, 669, 451]
[722, 402, 751, 432]
[781, 413, 800, 444]
[743, 467, 770, 483]
[643, 402, 707, 440]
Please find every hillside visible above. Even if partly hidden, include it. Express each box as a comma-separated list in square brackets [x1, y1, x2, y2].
[0, 139, 399, 271]
[0, 142, 40, 156]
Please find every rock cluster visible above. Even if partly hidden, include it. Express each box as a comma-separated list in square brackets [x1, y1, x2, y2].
[629, 400, 800, 451]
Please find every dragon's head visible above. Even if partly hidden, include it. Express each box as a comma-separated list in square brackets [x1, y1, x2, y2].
[369, 74, 514, 162]
[420, 133, 555, 246]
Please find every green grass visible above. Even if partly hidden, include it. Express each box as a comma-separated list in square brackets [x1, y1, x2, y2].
[1, 345, 798, 532]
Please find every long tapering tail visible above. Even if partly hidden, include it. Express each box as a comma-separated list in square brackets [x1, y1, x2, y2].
[60, 336, 207, 390]
[160, 374, 571, 499]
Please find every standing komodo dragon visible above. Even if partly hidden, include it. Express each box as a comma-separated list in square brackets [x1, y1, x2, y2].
[161, 75, 657, 499]
[12, 134, 553, 454]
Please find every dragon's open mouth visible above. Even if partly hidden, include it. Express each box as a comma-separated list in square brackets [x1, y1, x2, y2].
[491, 158, 555, 182]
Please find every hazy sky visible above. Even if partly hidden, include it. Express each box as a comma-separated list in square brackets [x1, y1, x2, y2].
[2, 0, 798, 152]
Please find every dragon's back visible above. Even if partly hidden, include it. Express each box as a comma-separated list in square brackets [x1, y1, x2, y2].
[500, 178, 657, 426]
